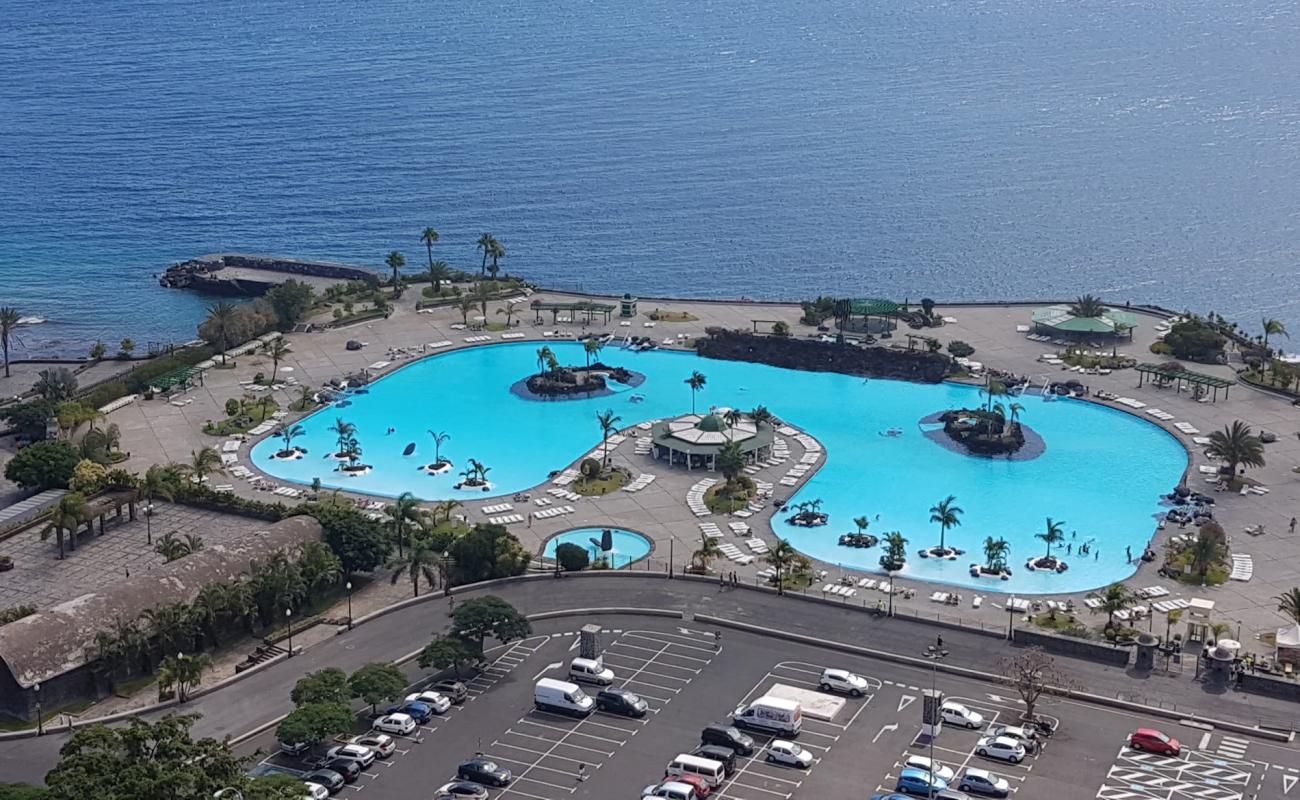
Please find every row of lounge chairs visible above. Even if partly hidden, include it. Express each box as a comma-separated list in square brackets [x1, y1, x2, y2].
[482, 503, 514, 514]
[547, 488, 582, 502]
[533, 505, 575, 520]
[687, 478, 718, 517]
[622, 473, 656, 492]
[488, 513, 526, 524]
[1230, 555, 1254, 581]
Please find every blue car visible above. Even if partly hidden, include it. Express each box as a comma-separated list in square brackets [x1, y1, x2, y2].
[385, 701, 432, 724]
[897, 768, 949, 797]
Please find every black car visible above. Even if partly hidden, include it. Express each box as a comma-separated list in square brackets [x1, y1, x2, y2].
[692, 745, 738, 776]
[595, 688, 648, 717]
[302, 769, 346, 793]
[701, 724, 755, 755]
[432, 679, 469, 703]
[457, 756, 512, 787]
[317, 757, 362, 783]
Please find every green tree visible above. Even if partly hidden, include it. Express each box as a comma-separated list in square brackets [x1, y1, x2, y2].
[264, 338, 292, 383]
[291, 667, 351, 707]
[138, 464, 179, 546]
[928, 494, 963, 555]
[1205, 420, 1266, 480]
[385, 491, 422, 557]
[1276, 588, 1300, 626]
[1262, 317, 1289, 348]
[183, 446, 224, 485]
[457, 295, 476, 325]
[428, 260, 451, 294]
[118, 338, 135, 359]
[387, 533, 445, 597]
[982, 536, 1010, 574]
[476, 233, 496, 276]
[488, 238, 505, 278]
[305, 503, 391, 575]
[596, 409, 622, 466]
[427, 429, 451, 465]
[385, 250, 406, 289]
[6, 440, 80, 490]
[0, 307, 20, 379]
[298, 540, 343, 600]
[691, 533, 722, 572]
[276, 702, 355, 748]
[248, 551, 306, 626]
[716, 440, 745, 486]
[0, 782, 49, 799]
[1189, 532, 1227, 583]
[265, 280, 314, 329]
[880, 531, 908, 571]
[1069, 294, 1106, 318]
[34, 368, 78, 403]
[764, 538, 798, 594]
[153, 532, 204, 562]
[852, 516, 870, 536]
[583, 338, 602, 368]
[535, 346, 555, 377]
[1, 400, 56, 440]
[41, 491, 87, 559]
[1098, 582, 1133, 629]
[554, 542, 589, 572]
[156, 652, 210, 702]
[453, 596, 532, 650]
[1036, 517, 1065, 563]
[142, 603, 199, 661]
[448, 524, 530, 584]
[202, 301, 239, 365]
[349, 663, 407, 714]
[685, 370, 707, 413]
[420, 226, 440, 275]
[246, 773, 310, 800]
[43, 714, 248, 800]
[418, 635, 482, 676]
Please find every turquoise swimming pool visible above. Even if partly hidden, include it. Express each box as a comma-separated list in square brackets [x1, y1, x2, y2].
[252, 342, 1187, 594]
[543, 527, 653, 569]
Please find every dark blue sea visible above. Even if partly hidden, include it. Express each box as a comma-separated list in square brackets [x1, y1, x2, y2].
[3, 0, 1299, 357]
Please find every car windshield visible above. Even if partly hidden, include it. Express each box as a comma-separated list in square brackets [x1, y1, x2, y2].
[947, 704, 966, 713]
[1153, 732, 1171, 742]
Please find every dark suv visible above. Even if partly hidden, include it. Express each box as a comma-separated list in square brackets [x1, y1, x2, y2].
[692, 745, 738, 776]
[595, 688, 648, 717]
[316, 758, 362, 783]
[700, 724, 755, 755]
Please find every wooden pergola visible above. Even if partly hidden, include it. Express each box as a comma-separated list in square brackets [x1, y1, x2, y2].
[531, 300, 616, 325]
[1135, 363, 1234, 401]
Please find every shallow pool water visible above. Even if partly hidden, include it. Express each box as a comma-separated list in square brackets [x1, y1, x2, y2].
[542, 527, 653, 569]
[252, 342, 1186, 593]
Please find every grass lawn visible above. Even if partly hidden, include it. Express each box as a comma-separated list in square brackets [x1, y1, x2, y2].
[203, 398, 280, 436]
[574, 469, 629, 496]
[1032, 611, 1091, 638]
[705, 484, 753, 514]
[1165, 549, 1229, 586]
[646, 309, 698, 322]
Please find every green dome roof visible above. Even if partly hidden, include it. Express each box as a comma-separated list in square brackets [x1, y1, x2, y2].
[696, 414, 726, 432]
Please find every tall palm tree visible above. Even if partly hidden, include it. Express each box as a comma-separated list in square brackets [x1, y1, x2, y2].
[427, 429, 451, 465]
[1036, 517, 1065, 563]
[1069, 294, 1106, 318]
[475, 280, 491, 316]
[1189, 534, 1227, 583]
[1098, 582, 1133, 629]
[583, 338, 603, 369]
[536, 346, 555, 377]
[186, 447, 224, 484]
[420, 226, 439, 274]
[330, 418, 356, 456]
[453, 296, 474, 326]
[765, 538, 798, 595]
[276, 424, 305, 456]
[1007, 402, 1024, 431]
[1205, 420, 1266, 479]
[853, 516, 870, 535]
[42, 491, 88, 559]
[264, 338, 291, 383]
[596, 409, 622, 466]
[928, 495, 963, 555]
[385, 250, 406, 289]
[435, 499, 463, 524]
[722, 408, 742, 440]
[157, 652, 210, 702]
[980, 378, 1008, 414]
[385, 491, 422, 557]
[750, 405, 774, 429]
[428, 260, 451, 295]
[0, 307, 21, 378]
[476, 233, 496, 276]
[138, 464, 179, 545]
[488, 239, 506, 279]
[1262, 318, 1289, 348]
[686, 371, 707, 413]
[1276, 588, 1300, 626]
[205, 302, 238, 364]
[692, 533, 722, 573]
[982, 536, 1010, 574]
[387, 534, 445, 597]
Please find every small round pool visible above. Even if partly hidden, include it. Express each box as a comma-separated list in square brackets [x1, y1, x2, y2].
[543, 527, 653, 569]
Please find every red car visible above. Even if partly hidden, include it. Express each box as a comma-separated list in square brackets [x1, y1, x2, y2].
[1129, 728, 1181, 756]
[668, 774, 713, 798]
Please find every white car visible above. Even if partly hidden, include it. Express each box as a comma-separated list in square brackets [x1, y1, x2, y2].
[976, 735, 1026, 764]
[819, 668, 870, 697]
[372, 712, 416, 735]
[302, 782, 330, 800]
[941, 701, 985, 729]
[642, 781, 698, 800]
[765, 739, 814, 768]
[325, 743, 376, 768]
[903, 754, 955, 782]
[986, 724, 1040, 754]
[349, 733, 396, 758]
[405, 691, 452, 714]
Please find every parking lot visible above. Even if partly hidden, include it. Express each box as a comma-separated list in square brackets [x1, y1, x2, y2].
[236, 617, 1300, 800]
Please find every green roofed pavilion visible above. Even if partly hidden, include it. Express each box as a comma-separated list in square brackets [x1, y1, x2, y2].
[1031, 304, 1138, 337]
[849, 298, 901, 317]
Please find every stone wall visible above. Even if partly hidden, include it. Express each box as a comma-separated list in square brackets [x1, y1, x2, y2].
[1238, 672, 1300, 701]
[1012, 627, 1132, 666]
[160, 253, 374, 295]
[696, 329, 952, 383]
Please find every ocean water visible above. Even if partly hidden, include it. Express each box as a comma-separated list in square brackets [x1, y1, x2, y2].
[3, 1, 1299, 357]
[251, 343, 1187, 594]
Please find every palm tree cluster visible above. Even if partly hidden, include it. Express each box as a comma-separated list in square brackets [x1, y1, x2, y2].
[880, 531, 909, 572]
[154, 532, 205, 563]
[327, 418, 365, 469]
[458, 458, 491, 488]
[982, 536, 1010, 575]
[1205, 420, 1266, 482]
[476, 233, 506, 278]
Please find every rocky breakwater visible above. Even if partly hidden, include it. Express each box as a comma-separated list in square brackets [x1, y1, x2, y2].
[696, 328, 952, 383]
[160, 253, 374, 296]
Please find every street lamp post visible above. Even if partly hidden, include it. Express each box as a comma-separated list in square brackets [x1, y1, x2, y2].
[285, 607, 294, 657]
[924, 639, 949, 790]
[33, 683, 42, 736]
[887, 569, 895, 617]
[346, 581, 353, 630]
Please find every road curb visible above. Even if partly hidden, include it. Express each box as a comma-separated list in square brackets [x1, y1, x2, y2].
[528, 607, 683, 622]
[694, 613, 1294, 743]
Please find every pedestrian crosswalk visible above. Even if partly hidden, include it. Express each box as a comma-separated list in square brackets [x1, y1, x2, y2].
[1216, 736, 1249, 759]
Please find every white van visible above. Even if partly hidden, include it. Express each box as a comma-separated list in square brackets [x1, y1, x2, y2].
[733, 696, 802, 736]
[568, 657, 615, 686]
[665, 753, 726, 788]
[534, 678, 595, 717]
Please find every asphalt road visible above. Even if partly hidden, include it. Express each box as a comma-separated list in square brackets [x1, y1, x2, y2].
[1, 574, 1295, 788]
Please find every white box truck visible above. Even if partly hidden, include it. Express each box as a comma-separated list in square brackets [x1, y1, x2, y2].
[534, 678, 595, 717]
[732, 696, 801, 735]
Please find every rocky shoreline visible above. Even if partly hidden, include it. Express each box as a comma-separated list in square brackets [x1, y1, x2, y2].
[159, 253, 374, 296]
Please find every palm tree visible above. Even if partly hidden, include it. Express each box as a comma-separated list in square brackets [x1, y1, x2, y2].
[435, 499, 463, 524]
[1189, 534, 1227, 583]
[979, 378, 1008, 414]
[264, 338, 291, 383]
[928, 495, 963, 555]
[1036, 517, 1065, 563]
[205, 302, 238, 364]
[723, 408, 742, 440]
[387, 534, 445, 597]
[496, 304, 518, 327]
[488, 239, 506, 279]
[982, 536, 1010, 574]
[276, 424, 305, 457]
[157, 652, 210, 702]
[385, 492, 421, 557]
[853, 516, 870, 535]
[428, 260, 451, 295]
[1007, 402, 1024, 431]
[692, 533, 722, 573]
[1069, 294, 1106, 318]
[880, 532, 908, 571]
[154, 532, 204, 562]
[536, 346, 555, 377]
[330, 418, 356, 457]
[476, 233, 496, 276]
[427, 430, 451, 465]
[716, 440, 745, 489]
[185, 447, 224, 484]
[1263, 318, 1289, 348]
[765, 539, 798, 594]
[457, 296, 476, 325]
[1098, 582, 1133, 629]
[750, 405, 773, 429]
[420, 226, 439, 275]
[583, 338, 603, 369]
[0, 307, 21, 378]
[138, 464, 179, 545]
[385, 250, 406, 289]
[1276, 588, 1300, 626]
[42, 492, 87, 559]
[1205, 420, 1266, 480]
[596, 409, 622, 466]
[685, 371, 707, 413]
[142, 603, 199, 659]
[1111, 322, 1132, 356]
[475, 281, 491, 316]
